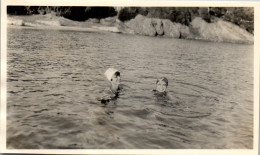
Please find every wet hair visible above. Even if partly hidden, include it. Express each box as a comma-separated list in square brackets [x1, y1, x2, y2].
[156, 77, 168, 86]
[111, 71, 120, 81]
[115, 71, 120, 77]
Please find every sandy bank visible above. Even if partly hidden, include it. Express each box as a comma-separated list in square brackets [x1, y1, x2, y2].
[7, 14, 120, 33]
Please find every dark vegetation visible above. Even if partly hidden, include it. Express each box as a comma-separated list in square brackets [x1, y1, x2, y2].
[7, 6, 254, 33]
[7, 6, 117, 21]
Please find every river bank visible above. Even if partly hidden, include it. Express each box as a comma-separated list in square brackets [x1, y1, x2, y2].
[7, 14, 253, 44]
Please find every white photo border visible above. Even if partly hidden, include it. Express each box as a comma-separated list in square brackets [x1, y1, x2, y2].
[1, 0, 259, 154]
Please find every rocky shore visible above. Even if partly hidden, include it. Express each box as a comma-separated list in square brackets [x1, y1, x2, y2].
[7, 13, 253, 44]
[123, 14, 253, 43]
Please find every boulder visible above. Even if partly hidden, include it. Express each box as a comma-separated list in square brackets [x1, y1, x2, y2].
[151, 18, 164, 36]
[124, 15, 191, 39]
[216, 19, 254, 43]
[189, 17, 254, 43]
[179, 25, 190, 39]
[125, 15, 156, 36]
[100, 17, 116, 26]
[116, 20, 135, 34]
[162, 19, 181, 38]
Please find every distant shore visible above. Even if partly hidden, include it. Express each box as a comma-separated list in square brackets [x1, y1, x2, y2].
[7, 14, 254, 44]
[7, 14, 120, 33]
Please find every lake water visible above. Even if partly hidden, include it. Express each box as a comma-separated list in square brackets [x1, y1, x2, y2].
[7, 26, 253, 149]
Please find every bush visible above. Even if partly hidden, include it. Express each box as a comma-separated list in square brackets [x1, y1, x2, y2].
[222, 7, 254, 33]
[145, 7, 198, 25]
[118, 7, 148, 22]
[7, 6, 28, 15]
[7, 6, 117, 21]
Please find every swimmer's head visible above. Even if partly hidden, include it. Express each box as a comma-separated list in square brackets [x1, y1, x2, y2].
[156, 77, 168, 93]
[105, 68, 120, 81]
[111, 71, 121, 83]
[105, 68, 121, 91]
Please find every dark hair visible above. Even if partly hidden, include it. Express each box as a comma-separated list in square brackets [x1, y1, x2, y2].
[111, 71, 120, 81]
[156, 77, 168, 86]
[115, 71, 120, 77]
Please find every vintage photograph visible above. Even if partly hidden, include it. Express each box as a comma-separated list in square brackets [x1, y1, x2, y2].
[3, 4, 255, 151]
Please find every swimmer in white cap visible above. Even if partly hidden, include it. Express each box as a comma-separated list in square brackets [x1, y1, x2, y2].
[104, 68, 121, 94]
[98, 68, 123, 104]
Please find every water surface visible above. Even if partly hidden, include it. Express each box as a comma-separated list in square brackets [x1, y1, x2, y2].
[7, 27, 253, 149]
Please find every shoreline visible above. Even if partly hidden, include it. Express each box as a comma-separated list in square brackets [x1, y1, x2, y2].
[8, 24, 110, 33]
[7, 14, 254, 44]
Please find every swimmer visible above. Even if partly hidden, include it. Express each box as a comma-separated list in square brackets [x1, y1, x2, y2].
[153, 77, 168, 96]
[98, 68, 123, 104]
[152, 77, 182, 104]
[152, 77, 178, 104]
[105, 68, 121, 94]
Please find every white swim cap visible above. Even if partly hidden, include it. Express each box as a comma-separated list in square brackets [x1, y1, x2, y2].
[104, 68, 119, 81]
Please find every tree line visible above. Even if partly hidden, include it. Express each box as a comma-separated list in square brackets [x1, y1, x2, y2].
[7, 6, 254, 34]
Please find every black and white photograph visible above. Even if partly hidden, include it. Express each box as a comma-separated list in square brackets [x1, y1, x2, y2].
[1, 1, 259, 154]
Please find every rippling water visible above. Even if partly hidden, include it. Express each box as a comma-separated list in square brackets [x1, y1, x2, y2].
[7, 27, 253, 149]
